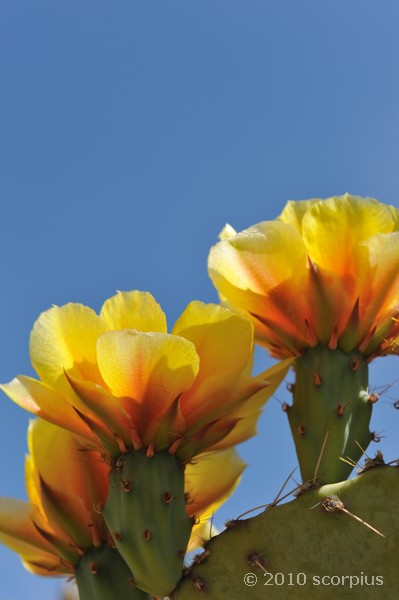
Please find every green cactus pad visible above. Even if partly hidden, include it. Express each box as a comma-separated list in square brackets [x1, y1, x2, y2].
[75, 545, 151, 600]
[103, 449, 193, 597]
[176, 466, 399, 600]
[288, 346, 371, 483]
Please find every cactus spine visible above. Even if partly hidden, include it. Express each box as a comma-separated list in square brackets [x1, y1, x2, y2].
[103, 449, 193, 597]
[287, 346, 371, 484]
[75, 545, 151, 600]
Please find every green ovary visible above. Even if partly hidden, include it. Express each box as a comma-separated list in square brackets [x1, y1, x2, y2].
[103, 449, 193, 597]
[287, 346, 371, 484]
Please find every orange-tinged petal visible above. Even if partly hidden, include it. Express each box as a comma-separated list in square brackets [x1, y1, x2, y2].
[66, 374, 133, 448]
[299, 195, 396, 276]
[210, 195, 399, 358]
[185, 449, 245, 519]
[0, 376, 92, 439]
[26, 420, 108, 529]
[100, 290, 167, 333]
[0, 498, 56, 558]
[172, 301, 254, 380]
[180, 372, 266, 430]
[208, 410, 261, 451]
[209, 220, 307, 296]
[30, 303, 106, 394]
[96, 330, 199, 421]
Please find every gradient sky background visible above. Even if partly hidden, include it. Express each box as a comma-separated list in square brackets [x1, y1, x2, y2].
[1, 1, 399, 599]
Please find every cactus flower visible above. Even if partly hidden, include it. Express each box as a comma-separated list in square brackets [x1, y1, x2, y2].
[208, 194, 399, 360]
[1, 291, 291, 460]
[0, 291, 291, 595]
[208, 194, 399, 484]
[0, 418, 110, 577]
[0, 419, 245, 584]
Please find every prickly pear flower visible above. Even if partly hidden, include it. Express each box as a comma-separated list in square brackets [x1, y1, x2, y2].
[208, 194, 399, 360]
[0, 419, 244, 596]
[0, 418, 110, 576]
[209, 195, 399, 485]
[1, 291, 291, 460]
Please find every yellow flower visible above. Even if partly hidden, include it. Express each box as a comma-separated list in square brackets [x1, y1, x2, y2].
[208, 194, 399, 359]
[0, 419, 246, 575]
[0, 419, 109, 576]
[1, 291, 291, 459]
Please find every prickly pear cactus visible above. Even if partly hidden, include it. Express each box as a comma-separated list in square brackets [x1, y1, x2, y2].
[103, 449, 193, 597]
[287, 347, 371, 484]
[176, 465, 399, 600]
[76, 545, 151, 600]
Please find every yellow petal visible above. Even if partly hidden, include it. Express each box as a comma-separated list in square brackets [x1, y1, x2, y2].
[185, 449, 245, 519]
[172, 301, 254, 381]
[0, 376, 92, 439]
[180, 372, 266, 430]
[300, 195, 397, 277]
[208, 358, 293, 450]
[188, 520, 219, 551]
[279, 198, 321, 232]
[26, 420, 108, 536]
[0, 498, 55, 560]
[96, 330, 199, 421]
[100, 290, 167, 333]
[66, 374, 133, 447]
[209, 221, 307, 295]
[30, 303, 106, 394]
[219, 223, 237, 240]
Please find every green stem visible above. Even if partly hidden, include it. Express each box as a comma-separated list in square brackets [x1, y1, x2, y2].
[75, 545, 151, 600]
[288, 346, 372, 484]
[103, 449, 193, 597]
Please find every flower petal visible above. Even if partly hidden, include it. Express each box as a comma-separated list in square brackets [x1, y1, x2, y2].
[299, 195, 397, 277]
[185, 449, 245, 519]
[26, 419, 108, 541]
[0, 498, 56, 562]
[100, 290, 167, 333]
[30, 303, 106, 394]
[0, 376, 92, 439]
[172, 301, 254, 380]
[96, 330, 199, 423]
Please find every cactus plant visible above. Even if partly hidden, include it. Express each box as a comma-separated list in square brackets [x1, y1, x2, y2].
[1, 195, 398, 600]
[177, 465, 399, 600]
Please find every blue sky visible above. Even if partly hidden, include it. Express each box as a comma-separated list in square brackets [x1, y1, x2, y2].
[1, 1, 399, 598]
